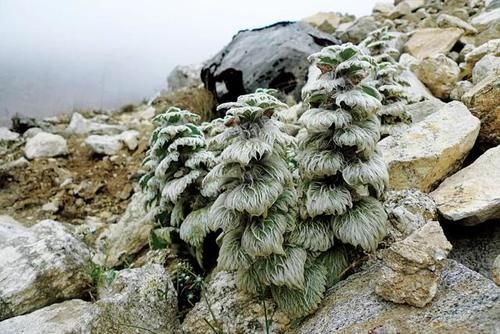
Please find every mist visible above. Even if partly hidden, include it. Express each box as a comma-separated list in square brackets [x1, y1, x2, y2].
[0, 0, 377, 124]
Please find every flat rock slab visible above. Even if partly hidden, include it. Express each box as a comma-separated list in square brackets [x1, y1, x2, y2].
[404, 28, 463, 60]
[0, 265, 180, 334]
[379, 101, 480, 192]
[0, 219, 91, 320]
[432, 145, 500, 225]
[291, 260, 500, 334]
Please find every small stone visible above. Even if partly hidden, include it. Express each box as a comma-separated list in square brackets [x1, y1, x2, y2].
[118, 130, 140, 150]
[24, 132, 68, 159]
[338, 16, 378, 44]
[0, 158, 29, 173]
[437, 13, 478, 34]
[450, 80, 474, 101]
[470, 8, 500, 32]
[472, 54, 500, 83]
[464, 38, 500, 73]
[302, 12, 341, 33]
[66, 112, 125, 135]
[41, 201, 59, 213]
[22, 127, 43, 139]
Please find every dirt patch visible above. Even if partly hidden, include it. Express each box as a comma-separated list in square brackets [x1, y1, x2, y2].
[0, 136, 147, 226]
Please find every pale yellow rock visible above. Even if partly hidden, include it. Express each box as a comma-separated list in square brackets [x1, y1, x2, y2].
[412, 53, 460, 99]
[462, 73, 500, 146]
[302, 12, 341, 33]
[493, 255, 500, 286]
[464, 38, 500, 73]
[378, 102, 480, 192]
[431, 145, 500, 225]
[404, 28, 464, 59]
[374, 221, 452, 308]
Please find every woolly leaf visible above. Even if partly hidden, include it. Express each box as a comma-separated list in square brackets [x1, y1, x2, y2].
[224, 177, 283, 216]
[220, 137, 273, 165]
[316, 247, 349, 287]
[217, 227, 252, 271]
[241, 212, 287, 257]
[333, 114, 380, 154]
[332, 197, 387, 251]
[298, 150, 344, 179]
[299, 108, 352, 131]
[271, 262, 327, 318]
[161, 169, 202, 204]
[287, 217, 334, 252]
[305, 182, 352, 217]
[342, 151, 388, 199]
[179, 207, 211, 248]
[254, 246, 307, 289]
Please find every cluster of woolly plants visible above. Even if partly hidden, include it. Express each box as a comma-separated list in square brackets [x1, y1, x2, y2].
[140, 107, 215, 265]
[360, 26, 411, 136]
[142, 45, 390, 319]
[297, 43, 388, 285]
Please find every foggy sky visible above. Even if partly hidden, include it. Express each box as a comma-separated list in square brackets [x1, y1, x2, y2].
[0, 0, 378, 123]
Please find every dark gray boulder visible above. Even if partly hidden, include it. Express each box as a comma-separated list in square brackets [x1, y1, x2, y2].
[201, 21, 339, 107]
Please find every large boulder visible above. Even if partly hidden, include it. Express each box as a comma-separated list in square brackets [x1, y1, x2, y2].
[462, 73, 500, 146]
[493, 255, 500, 285]
[167, 64, 203, 91]
[0, 218, 91, 320]
[0, 127, 19, 142]
[85, 135, 123, 155]
[93, 192, 152, 267]
[201, 22, 338, 105]
[291, 260, 500, 333]
[0, 265, 180, 334]
[431, 145, 500, 225]
[24, 132, 68, 159]
[379, 102, 480, 192]
[436, 13, 478, 34]
[302, 12, 342, 33]
[470, 7, 500, 31]
[412, 53, 461, 99]
[374, 221, 452, 307]
[404, 28, 463, 59]
[182, 271, 290, 334]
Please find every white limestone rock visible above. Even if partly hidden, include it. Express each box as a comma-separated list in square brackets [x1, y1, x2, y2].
[24, 132, 68, 159]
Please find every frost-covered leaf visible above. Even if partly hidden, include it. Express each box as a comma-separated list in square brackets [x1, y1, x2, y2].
[342, 151, 388, 198]
[161, 170, 202, 204]
[298, 149, 344, 179]
[333, 114, 380, 153]
[299, 108, 352, 131]
[220, 137, 273, 165]
[332, 197, 387, 251]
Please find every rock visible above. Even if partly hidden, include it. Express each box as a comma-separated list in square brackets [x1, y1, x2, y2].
[118, 130, 140, 150]
[0, 218, 91, 320]
[437, 13, 479, 34]
[182, 271, 290, 334]
[292, 260, 500, 333]
[202, 22, 338, 105]
[167, 63, 203, 91]
[66, 112, 125, 135]
[24, 132, 68, 159]
[95, 264, 180, 334]
[384, 189, 437, 243]
[378, 101, 480, 192]
[406, 99, 446, 123]
[431, 145, 500, 225]
[472, 54, 500, 83]
[446, 220, 500, 280]
[374, 221, 452, 307]
[372, 2, 395, 18]
[493, 255, 500, 285]
[94, 192, 152, 267]
[41, 201, 59, 213]
[471, 8, 500, 31]
[85, 135, 123, 155]
[0, 157, 30, 173]
[464, 38, 500, 73]
[400, 69, 436, 102]
[0, 265, 180, 334]
[450, 80, 474, 101]
[302, 12, 341, 33]
[0, 127, 19, 142]
[389, 0, 425, 19]
[412, 53, 461, 99]
[462, 73, 500, 146]
[23, 127, 43, 139]
[404, 28, 464, 59]
[338, 16, 378, 44]
[473, 19, 500, 46]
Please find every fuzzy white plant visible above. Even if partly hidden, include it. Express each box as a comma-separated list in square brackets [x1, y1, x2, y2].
[297, 43, 389, 285]
[140, 106, 215, 263]
[360, 26, 411, 136]
[203, 91, 327, 317]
